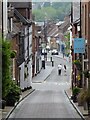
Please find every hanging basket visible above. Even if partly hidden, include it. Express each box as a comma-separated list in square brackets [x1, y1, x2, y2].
[73, 60, 82, 70]
[10, 50, 17, 58]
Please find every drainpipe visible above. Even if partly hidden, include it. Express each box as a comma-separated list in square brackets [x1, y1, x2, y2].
[79, 0, 83, 88]
[71, 2, 73, 90]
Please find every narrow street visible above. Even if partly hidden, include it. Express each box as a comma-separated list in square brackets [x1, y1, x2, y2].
[1, 1, 90, 120]
[32, 55, 71, 91]
[9, 55, 82, 119]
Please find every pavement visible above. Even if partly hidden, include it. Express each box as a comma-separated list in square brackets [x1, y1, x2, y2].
[1, 89, 35, 120]
[32, 64, 54, 83]
[65, 88, 90, 120]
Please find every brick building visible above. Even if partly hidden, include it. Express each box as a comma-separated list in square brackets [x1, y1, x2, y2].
[71, 1, 90, 112]
[7, 2, 32, 91]
[32, 20, 43, 77]
[81, 1, 90, 89]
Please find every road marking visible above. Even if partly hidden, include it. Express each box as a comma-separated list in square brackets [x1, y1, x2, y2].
[42, 82, 70, 85]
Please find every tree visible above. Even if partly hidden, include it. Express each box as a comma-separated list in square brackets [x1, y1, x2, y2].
[32, 2, 71, 22]
[33, 9, 45, 22]
[2, 38, 21, 105]
[43, 2, 51, 7]
[2, 39, 11, 99]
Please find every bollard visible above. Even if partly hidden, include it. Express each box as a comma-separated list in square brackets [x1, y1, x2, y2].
[50, 57, 52, 62]
[42, 60, 45, 69]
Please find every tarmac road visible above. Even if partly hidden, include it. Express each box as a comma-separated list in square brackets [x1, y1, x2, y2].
[9, 55, 82, 119]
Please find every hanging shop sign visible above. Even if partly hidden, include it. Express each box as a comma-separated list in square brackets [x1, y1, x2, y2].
[74, 38, 85, 53]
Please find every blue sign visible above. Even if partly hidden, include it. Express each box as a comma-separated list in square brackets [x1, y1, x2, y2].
[74, 38, 85, 53]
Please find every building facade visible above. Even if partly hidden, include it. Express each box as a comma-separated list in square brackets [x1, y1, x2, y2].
[7, 2, 32, 91]
[81, 1, 90, 89]
[32, 22, 42, 77]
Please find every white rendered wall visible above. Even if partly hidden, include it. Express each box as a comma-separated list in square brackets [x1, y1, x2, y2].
[3, 0, 8, 38]
[19, 63, 24, 90]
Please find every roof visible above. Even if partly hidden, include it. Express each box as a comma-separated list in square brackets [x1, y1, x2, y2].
[73, 18, 80, 25]
[14, 9, 31, 25]
[9, 2, 32, 8]
[58, 19, 70, 33]
[35, 22, 44, 26]
[56, 21, 64, 26]
[47, 25, 58, 37]
[59, 19, 70, 30]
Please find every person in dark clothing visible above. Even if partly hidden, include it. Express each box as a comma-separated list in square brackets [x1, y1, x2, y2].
[64, 65, 67, 75]
[58, 64, 62, 75]
[64, 65, 66, 72]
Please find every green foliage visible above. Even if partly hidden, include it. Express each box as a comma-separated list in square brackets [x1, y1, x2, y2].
[33, 2, 71, 22]
[5, 81, 21, 105]
[73, 60, 81, 65]
[85, 90, 90, 102]
[33, 9, 45, 22]
[33, 7, 57, 21]
[64, 33, 70, 55]
[77, 89, 85, 104]
[64, 33, 70, 40]
[78, 89, 90, 103]
[10, 50, 16, 58]
[52, 2, 70, 10]
[43, 2, 51, 7]
[2, 38, 21, 105]
[72, 87, 80, 96]
[73, 60, 82, 71]
[2, 39, 11, 99]
[83, 70, 90, 78]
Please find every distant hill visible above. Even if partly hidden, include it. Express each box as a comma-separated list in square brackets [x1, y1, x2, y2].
[32, 2, 71, 22]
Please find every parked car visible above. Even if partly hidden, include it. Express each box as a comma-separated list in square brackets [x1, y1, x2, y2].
[51, 49, 58, 55]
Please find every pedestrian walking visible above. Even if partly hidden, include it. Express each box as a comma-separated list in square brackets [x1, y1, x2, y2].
[64, 65, 67, 75]
[58, 64, 62, 75]
[64, 65, 66, 72]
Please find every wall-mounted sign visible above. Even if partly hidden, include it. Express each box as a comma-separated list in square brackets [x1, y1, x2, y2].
[74, 38, 85, 53]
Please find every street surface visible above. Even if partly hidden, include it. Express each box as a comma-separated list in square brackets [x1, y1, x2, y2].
[9, 54, 82, 119]
[32, 55, 71, 91]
